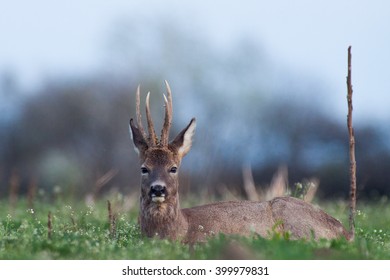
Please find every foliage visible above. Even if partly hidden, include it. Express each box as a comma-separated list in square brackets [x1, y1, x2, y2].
[0, 197, 389, 260]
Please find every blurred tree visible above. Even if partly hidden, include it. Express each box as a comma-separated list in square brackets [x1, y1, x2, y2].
[1, 18, 389, 200]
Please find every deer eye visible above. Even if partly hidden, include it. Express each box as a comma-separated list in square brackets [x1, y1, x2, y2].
[141, 167, 149, 174]
[169, 166, 177, 174]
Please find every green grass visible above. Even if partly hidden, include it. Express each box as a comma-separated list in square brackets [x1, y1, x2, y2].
[0, 196, 390, 259]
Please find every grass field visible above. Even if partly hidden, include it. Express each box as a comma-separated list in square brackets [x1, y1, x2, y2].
[1, 196, 390, 260]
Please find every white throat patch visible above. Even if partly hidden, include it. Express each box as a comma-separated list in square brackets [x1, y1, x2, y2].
[151, 196, 166, 203]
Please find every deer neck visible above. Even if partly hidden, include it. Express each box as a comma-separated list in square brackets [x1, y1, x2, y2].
[139, 194, 188, 240]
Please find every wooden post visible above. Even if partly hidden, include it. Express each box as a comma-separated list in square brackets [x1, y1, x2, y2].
[347, 46, 357, 241]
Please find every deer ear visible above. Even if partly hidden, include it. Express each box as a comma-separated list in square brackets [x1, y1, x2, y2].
[170, 118, 196, 158]
[129, 118, 148, 155]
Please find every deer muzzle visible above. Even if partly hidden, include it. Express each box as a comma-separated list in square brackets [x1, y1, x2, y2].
[150, 184, 166, 203]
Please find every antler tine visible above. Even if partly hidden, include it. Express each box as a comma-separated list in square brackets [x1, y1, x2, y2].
[145, 92, 157, 146]
[135, 85, 147, 140]
[161, 80, 173, 146]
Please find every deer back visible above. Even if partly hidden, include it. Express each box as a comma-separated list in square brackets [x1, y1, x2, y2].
[182, 197, 349, 243]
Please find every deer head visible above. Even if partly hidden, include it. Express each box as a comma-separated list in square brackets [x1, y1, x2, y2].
[129, 81, 196, 238]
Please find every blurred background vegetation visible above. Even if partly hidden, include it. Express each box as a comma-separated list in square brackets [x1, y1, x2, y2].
[1, 1, 390, 204]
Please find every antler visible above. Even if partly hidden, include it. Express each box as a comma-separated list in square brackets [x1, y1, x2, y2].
[160, 80, 173, 146]
[135, 85, 147, 140]
[134, 82, 172, 147]
[145, 92, 157, 146]
[135, 85, 157, 146]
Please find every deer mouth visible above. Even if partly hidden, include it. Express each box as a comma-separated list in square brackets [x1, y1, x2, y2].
[151, 193, 166, 203]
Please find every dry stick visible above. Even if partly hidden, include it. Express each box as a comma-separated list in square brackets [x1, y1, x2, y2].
[9, 169, 20, 210]
[48, 211, 52, 239]
[94, 169, 119, 198]
[112, 215, 117, 239]
[70, 216, 76, 228]
[27, 176, 37, 209]
[107, 200, 112, 232]
[242, 164, 259, 201]
[347, 46, 357, 241]
[107, 200, 116, 238]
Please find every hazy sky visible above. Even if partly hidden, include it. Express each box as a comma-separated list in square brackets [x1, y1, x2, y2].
[1, 0, 389, 122]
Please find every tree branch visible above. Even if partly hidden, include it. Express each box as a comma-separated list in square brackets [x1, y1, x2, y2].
[347, 46, 357, 241]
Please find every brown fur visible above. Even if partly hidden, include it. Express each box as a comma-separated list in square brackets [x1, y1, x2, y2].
[137, 195, 349, 243]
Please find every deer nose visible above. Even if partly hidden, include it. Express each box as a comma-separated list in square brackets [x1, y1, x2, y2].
[150, 184, 166, 197]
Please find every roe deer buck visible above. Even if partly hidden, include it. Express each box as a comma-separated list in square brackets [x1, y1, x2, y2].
[129, 81, 350, 243]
